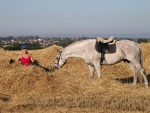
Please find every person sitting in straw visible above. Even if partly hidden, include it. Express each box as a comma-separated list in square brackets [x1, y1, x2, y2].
[15, 45, 34, 66]
[14, 45, 34, 66]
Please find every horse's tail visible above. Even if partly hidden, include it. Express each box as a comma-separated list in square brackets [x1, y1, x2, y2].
[135, 43, 146, 83]
[136, 43, 144, 68]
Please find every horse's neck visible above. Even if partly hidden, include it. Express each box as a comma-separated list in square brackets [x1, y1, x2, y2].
[63, 46, 84, 59]
[62, 39, 95, 59]
[63, 50, 84, 59]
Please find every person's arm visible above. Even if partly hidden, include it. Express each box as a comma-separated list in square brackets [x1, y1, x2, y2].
[15, 54, 21, 61]
[29, 53, 34, 62]
[9, 54, 21, 64]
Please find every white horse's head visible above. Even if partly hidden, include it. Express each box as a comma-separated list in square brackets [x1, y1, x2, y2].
[54, 48, 66, 69]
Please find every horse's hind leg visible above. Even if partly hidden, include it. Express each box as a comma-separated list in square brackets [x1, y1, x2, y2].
[129, 63, 138, 85]
[140, 69, 148, 88]
[88, 65, 94, 79]
[132, 62, 148, 88]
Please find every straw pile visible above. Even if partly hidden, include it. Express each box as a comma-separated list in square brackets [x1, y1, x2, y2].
[0, 43, 150, 113]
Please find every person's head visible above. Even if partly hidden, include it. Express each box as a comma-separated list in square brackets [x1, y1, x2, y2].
[22, 45, 28, 53]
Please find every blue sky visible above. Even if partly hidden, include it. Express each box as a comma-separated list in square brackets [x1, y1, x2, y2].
[0, 0, 150, 37]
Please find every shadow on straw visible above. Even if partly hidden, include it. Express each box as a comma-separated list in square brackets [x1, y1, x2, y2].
[114, 74, 150, 84]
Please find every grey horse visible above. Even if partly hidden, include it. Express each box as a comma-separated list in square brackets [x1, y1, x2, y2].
[54, 38, 148, 88]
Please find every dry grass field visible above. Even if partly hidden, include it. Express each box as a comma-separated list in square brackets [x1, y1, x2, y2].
[1, 42, 150, 113]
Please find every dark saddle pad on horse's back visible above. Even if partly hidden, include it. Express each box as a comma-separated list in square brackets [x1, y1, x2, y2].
[95, 38, 117, 54]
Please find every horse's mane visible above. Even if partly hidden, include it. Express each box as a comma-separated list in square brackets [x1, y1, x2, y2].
[65, 39, 95, 48]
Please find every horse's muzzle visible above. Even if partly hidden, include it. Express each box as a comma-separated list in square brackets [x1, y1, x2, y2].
[54, 66, 60, 70]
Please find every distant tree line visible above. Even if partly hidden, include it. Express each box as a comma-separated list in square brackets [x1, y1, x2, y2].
[116, 38, 150, 43]
[136, 38, 149, 43]
[54, 38, 75, 47]
[0, 36, 39, 40]
[0, 36, 150, 50]
[2, 43, 42, 50]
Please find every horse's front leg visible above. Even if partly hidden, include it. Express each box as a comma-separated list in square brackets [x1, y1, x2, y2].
[88, 65, 94, 79]
[94, 59, 102, 79]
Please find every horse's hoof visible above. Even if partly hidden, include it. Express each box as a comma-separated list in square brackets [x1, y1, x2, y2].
[98, 77, 102, 79]
[145, 85, 148, 89]
[90, 76, 94, 79]
[132, 83, 136, 86]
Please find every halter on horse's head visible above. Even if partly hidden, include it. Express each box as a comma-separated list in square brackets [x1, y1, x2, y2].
[54, 49, 65, 69]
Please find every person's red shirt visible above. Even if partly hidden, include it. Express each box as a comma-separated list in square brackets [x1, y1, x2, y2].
[21, 55, 32, 66]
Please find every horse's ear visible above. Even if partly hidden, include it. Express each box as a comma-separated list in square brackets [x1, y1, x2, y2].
[56, 49, 61, 53]
[60, 48, 64, 52]
[56, 48, 64, 53]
